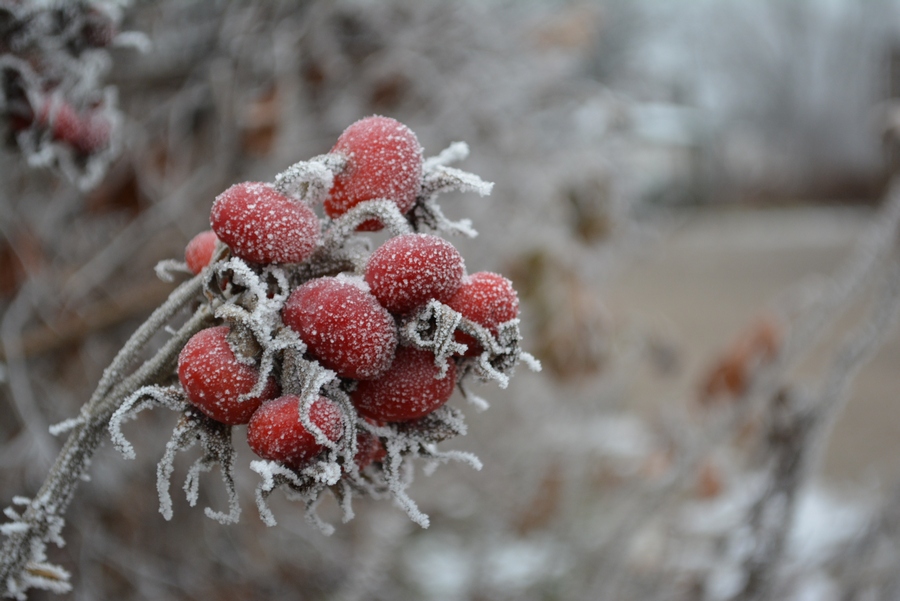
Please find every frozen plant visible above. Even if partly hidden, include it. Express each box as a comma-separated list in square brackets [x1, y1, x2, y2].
[0, 115, 539, 599]
[0, 0, 145, 189]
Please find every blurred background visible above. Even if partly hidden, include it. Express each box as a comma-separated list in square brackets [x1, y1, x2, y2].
[3, 0, 900, 599]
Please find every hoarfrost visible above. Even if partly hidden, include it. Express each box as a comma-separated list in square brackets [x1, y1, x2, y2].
[274, 154, 346, 205]
[154, 259, 191, 282]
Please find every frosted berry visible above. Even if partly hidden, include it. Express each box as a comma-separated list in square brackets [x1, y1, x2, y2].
[324, 116, 423, 231]
[74, 111, 111, 155]
[37, 99, 110, 155]
[184, 230, 219, 275]
[38, 101, 80, 144]
[211, 182, 319, 264]
[177, 325, 277, 425]
[247, 395, 343, 469]
[283, 277, 398, 380]
[352, 347, 456, 422]
[446, 272, 519, 355]
[365, 233, 465, 315]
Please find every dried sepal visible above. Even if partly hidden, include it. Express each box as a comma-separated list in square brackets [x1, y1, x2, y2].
[399, 299, 467, 377]
[353, 406, 481, 529]
[420, 164, 494, 200]
[409, 195, 478, 238]
[156, 406, 241, 525]
[109, 385, 187, 460]
[250, 459, 340, 534]
[319, 198, 414, 252]
[407, 142, 494, 237]
[273, 153, 347, 204]
[422, 141, 471, 170]
[153, 259, 192, 282]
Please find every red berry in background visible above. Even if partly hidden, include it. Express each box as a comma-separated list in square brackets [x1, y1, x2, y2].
[38, 100, 82, 145]
[177, 325, 277, 425]
[37, 99, 110, 155]
[365, 233, 465, 315]
[184, 230, 219, 275]
[73, 111, 111, 154]
[283, 277, 398, 380]
[247, 395, 343, 469]
[351, 347, 456, 422]
[446, 272, 519, 356]
[324, 116, 423, 231]
[211, 182, 319, 264]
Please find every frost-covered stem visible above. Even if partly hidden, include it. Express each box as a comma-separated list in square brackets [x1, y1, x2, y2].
[737, 255, 900, 600]
[836, 483, 900, 600]
[734, 389, 815, 601]
[778, 180, 900, 364]
[0, 292, 212, 590]
[88, 274, 205, 408]
[586, 199, 900, 600]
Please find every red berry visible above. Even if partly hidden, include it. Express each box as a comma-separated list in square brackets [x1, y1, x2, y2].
[184, 230, 219, 274]
[247, 395, 344, 469]
[445, 272, 519, 356]
[354, 430, 386, 470]
[73, 111, 111, 154]
[351, 347, 456, 422]
[38, 100, 82, 147]
[37, 99, 110, 155]
[177, 325, 277, 425]
[283, 277, 398, 380]
[211, 182, 319, 264]
[324, 116, 423, 231]
[365, 233, 465, 315]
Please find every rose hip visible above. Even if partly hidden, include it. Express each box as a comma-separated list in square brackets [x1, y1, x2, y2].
[184, 230, 219, 275]
[351, 347, 456, 422]
[365, 233, 465, 315]
[247, 395, 344, 469]
[446, 272, 519, 356]
[283, 277, 398, 380]
[177, 325, 277, 425]
[324, 116, 423, 231]
[211, 182, 319, 264]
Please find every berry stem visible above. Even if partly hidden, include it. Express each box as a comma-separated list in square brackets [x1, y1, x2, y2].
[0, 275, 213, 592]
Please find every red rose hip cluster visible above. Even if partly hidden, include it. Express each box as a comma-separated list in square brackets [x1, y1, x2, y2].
[124, 115, 535, 528]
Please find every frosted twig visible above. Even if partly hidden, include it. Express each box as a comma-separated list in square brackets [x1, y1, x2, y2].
[733, 388, 816, 601]
[83, 273, 205, 417]
[584, 186, 900, 601]
[0, 290, 212, 599]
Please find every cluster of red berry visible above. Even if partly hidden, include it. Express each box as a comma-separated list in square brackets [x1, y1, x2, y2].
[174, 116, 522, 481]
[1, 1, 120, 188]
